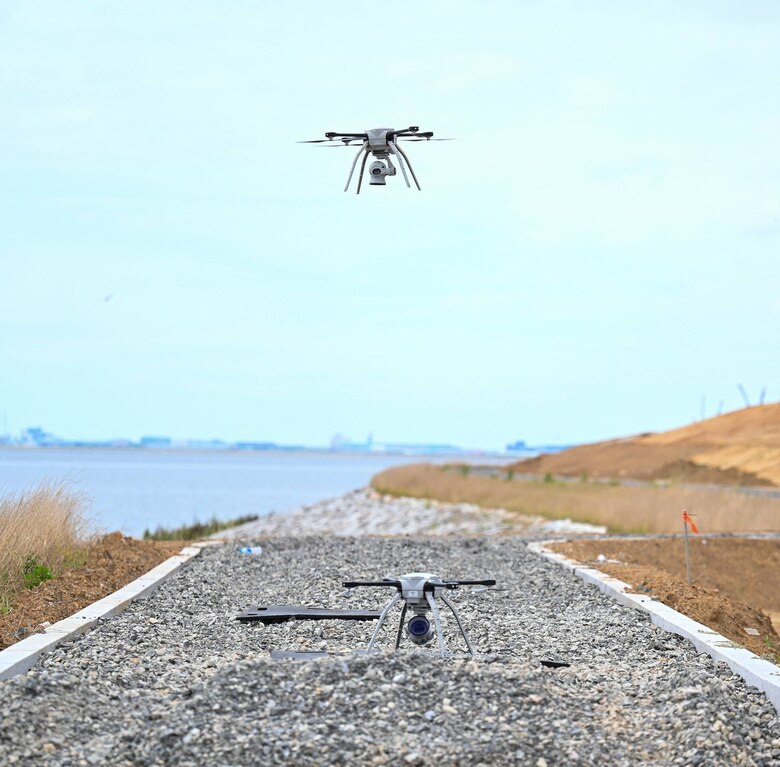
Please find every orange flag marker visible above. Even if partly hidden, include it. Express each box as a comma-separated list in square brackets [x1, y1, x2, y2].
[681, 508, 700, 585]
[682, 510, 699, 534]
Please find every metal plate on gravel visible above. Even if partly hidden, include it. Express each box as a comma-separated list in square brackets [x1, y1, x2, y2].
[236, 605, 381, 624]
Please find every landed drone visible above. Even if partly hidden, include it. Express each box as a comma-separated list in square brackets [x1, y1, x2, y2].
[298, 126, 452, 193]
[238, 572, 495, 658]
[345, 573, 496, 657]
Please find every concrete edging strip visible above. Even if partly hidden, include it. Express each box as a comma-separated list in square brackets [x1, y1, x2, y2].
[527, 539, 780, 713]
[0, 542, 216, 682]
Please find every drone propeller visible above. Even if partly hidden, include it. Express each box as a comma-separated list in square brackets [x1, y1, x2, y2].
[298, 139, 364, 145]
[399, 137, 455, 142]
[343, 578, 495, 591]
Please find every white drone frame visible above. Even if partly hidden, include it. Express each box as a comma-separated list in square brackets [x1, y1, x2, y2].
[343, 572, 496, 657]
[300, 126, 450, 194]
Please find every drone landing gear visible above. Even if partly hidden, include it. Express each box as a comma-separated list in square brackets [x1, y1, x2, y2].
[344, 141, 422, 194]
[366, 588, 475, 658]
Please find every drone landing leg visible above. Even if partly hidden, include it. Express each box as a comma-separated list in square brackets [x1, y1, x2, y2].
[425, 592, 447, 658]
[344, 142, 368, 192]
[394, 602, 408, 650]
[440, 593, 475, 655]
[355, 147, 371, 195]
[389, 142, 411, 188]
[366, 592, 401, 653]
[394, 143, 421, 191]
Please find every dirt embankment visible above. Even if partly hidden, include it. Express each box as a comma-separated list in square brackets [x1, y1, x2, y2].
[549, 537, 780, 661]
[511, 402, 780, 486]
[372, 463, 780, 534]
[0, 533, 181, 650]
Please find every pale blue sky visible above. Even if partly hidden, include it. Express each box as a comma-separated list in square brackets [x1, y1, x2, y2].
[1, 1, 779, 449]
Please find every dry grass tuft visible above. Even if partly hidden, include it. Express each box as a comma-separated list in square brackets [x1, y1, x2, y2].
[372, 464, 780, 534]
[0, 483, 90, 612]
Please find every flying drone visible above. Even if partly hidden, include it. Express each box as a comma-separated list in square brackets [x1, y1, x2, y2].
[237, 572, 495, 658]
[298, 126, 452, 193]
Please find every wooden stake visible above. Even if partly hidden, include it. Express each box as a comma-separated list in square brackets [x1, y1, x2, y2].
[683, 513, 691, 585]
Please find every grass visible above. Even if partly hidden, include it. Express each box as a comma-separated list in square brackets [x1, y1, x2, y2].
[371, 463, 780, 534]
[142, 514, 260, 541]
[0, 483, 89, 611]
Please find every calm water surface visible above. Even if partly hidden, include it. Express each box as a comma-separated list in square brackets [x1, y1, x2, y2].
[0, 448, 458, 536]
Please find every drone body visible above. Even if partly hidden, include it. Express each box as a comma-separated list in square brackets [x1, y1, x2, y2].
[344, 572, 496, 657]
[299, 126, 451, 194]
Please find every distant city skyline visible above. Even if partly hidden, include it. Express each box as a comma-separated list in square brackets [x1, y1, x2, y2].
[2, 3, 779, 452]
[2, 423, 567, 457]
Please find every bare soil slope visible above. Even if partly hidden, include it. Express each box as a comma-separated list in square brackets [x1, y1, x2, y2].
[550, 537, 780, 661]
[512, 402, 780, 486]
[0, 533, 181, 650]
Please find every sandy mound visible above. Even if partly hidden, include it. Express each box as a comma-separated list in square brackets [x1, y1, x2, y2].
[512, 402, 780, 486]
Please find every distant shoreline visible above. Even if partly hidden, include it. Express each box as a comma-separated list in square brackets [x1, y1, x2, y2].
[0, 444, 517, 461]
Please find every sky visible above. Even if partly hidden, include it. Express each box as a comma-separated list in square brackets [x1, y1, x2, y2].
[1, 1, 779, 450]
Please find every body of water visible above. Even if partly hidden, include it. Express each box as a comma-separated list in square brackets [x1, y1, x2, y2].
[0, 448, 478, 536]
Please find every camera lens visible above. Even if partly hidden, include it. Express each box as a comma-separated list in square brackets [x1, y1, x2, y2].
[408, 616, 430, 636]
[371, 167, 382, 176]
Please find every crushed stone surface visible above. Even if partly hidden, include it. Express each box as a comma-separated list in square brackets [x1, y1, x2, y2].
[1, 498, 779, 766]
[217, 487, 607, 538]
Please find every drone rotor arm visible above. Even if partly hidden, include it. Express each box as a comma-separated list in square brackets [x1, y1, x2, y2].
[326, 132, 368, 139]
[342, 580, 402, 589]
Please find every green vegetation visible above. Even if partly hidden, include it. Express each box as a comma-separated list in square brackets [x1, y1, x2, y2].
[22, 556, 53, 589]
[0, 483, 89, 611]
[142, 514, 259, 541]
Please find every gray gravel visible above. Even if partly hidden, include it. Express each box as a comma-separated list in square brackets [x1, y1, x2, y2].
[218, 488, 607, 537]
[1, 506, 779, 764]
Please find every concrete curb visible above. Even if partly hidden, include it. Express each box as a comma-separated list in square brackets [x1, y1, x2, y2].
[527, 540, 780, 713]
[0, 541, 218, 682]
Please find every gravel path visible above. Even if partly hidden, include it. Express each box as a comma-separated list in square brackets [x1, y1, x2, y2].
[218, 488, 607, 537]
[1, 497, 779, 765]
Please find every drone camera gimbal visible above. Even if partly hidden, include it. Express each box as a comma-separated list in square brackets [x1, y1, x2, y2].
[369, 159, 395, 185]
